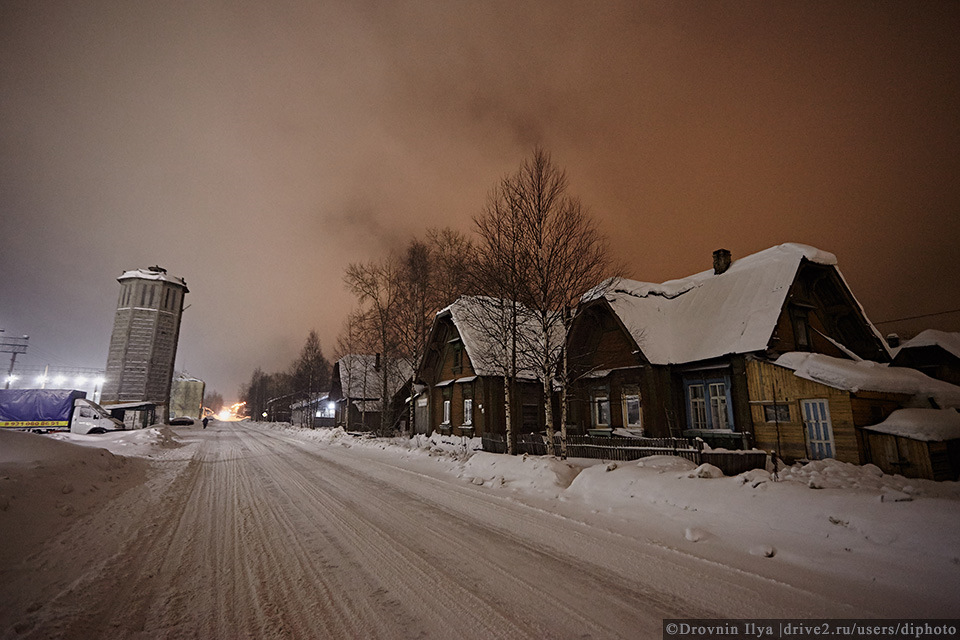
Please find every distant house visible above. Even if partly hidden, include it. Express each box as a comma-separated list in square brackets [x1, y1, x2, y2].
[891, 330, 960, 386]
[746, 352, 960, 466]
[417, 296, 550, 439]
[169, 372, 205, 420]
[566, 244, 891, 448]
[329, 354, 410, 432]
[290, 392, 335, 429]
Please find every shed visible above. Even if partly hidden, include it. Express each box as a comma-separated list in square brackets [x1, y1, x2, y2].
[863, 408, 960, 481]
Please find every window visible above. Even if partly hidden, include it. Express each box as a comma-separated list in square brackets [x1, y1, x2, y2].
[683, 374, 734, 431]
[463, 398, 473, 425]
[139, 285, 147, 306]
[442, 400, 451, 425]
[592, 390, 610, 427]
[622, 387, 642, 429]
[791, 309, 810, 350]
[764, 404, 791, 423]
[709, 383, 728, 430]
[801, 399, 835, 459]
[688, 384, 707, 429]
[452, 341, 463, 373]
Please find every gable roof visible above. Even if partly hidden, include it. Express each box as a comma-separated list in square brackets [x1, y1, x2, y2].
[436, 296, 560, 380]
[333, 355, 411, 401]
[586, 243, 878, 365]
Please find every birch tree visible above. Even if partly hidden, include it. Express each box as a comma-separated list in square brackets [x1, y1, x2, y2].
[476, 148, 618, 458]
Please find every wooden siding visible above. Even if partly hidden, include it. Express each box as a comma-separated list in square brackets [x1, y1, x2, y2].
[746, 358, 860, 463]
[423, 315, 545, 437]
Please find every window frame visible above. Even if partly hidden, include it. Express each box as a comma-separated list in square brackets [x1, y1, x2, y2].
[683, 373, 735, 431]
[591, 389, 611, 428]
[622, 386, 642, 429]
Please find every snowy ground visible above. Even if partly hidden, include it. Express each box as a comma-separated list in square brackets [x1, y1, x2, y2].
[1, 422, 958, 639]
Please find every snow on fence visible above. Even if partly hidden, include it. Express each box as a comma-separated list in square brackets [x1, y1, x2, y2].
[480, 433, 767, 476]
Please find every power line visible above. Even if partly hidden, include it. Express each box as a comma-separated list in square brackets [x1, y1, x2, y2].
[874, 308, 960, 326]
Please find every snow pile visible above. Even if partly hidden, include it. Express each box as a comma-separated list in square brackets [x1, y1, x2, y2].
[49, 425, 184, 455]
[0, 430, 149, 567]
[461, 451, 580, 493]
[408, 431, 483, 455]
[778, 458, 960, 499]
[775, 352, 960, 409]
[864, 408, 960, 442]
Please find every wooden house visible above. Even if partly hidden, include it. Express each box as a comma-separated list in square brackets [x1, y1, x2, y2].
[747, 352, 960, 467]
[891, 330, 960, 386]
[418, 296, 547, 439]
[329, 354, 410, 432]
[566, 244, 891, 448]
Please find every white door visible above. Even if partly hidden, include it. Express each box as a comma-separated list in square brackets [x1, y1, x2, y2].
[801, 399, 835, 460]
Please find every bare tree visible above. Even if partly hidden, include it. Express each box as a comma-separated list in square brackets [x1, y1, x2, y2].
[334, 308, 376, 431]
[475, 148, 619, 458]
[290, 329, 331, 403]
[392, 228, 475, 435]
[344, 257, 404, 435]
[470, 178, 534, 454]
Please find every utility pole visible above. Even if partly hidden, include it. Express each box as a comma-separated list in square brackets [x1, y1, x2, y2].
[1, 331, 29, 389]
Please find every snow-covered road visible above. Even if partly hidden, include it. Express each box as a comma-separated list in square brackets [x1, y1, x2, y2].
[3, 421, 955, 639]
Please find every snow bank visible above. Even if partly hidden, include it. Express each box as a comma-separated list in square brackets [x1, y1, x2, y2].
[461, 452, 581, 494]
[0, 430, 151, 567]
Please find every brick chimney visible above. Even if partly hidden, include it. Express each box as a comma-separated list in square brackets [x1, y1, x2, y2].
[713, 248, 732, 275]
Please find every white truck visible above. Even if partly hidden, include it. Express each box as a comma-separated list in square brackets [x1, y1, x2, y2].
[0, 388, 125, 434]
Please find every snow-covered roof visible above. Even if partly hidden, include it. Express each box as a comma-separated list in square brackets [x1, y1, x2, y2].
[118, 266, 188, 291]
[588, 243, 840, 365]
[864, 408, 960, 442]
[334, 355, 411, 400]
[897, 330, 960, 360]
[439, 296, 560, 380]
[774, 352, 960, 409]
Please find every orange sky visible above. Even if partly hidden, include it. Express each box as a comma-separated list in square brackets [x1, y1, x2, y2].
[2, 1, 958, 398]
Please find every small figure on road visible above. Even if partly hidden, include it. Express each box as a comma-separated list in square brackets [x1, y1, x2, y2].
[202, 417, 209, 429]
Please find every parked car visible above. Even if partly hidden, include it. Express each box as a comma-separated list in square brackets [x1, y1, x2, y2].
[168, 416, 195, 426]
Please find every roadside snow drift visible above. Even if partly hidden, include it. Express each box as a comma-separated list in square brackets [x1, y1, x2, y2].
[0, 429, 152, 568]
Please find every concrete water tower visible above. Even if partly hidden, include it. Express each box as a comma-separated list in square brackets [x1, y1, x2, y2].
[101, 266, 189, 423]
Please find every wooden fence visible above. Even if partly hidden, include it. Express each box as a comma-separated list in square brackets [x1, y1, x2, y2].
[480, 433, 767, 476]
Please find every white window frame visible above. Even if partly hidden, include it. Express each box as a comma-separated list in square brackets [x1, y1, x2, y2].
[708, 382, 728, 430]
[463, 398, 473, 425]
[622, 390, 642, 429]
[592, 392, 610, 427]
[442, 399, 451, 425]
[688, 383, 707, 430]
